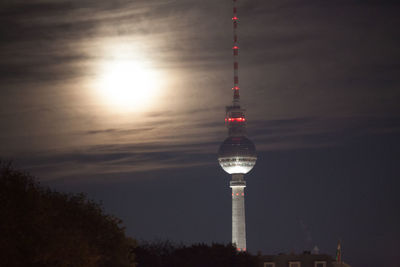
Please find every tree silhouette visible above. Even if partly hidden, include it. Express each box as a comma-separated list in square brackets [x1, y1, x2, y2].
[134, 241, 259, 267]
[0, 161, 136, 267]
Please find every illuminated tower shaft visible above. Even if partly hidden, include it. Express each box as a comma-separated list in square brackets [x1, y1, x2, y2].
[231, 174, 246, 250]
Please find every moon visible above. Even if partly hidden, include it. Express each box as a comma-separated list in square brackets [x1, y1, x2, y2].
[96, 59, 160, 112]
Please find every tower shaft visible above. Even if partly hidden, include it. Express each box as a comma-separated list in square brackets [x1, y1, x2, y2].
[230, 174, 246, 251]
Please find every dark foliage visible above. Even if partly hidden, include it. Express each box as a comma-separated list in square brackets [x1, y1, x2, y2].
[0, 161, 136, 267]
[134, 240, 259, 267]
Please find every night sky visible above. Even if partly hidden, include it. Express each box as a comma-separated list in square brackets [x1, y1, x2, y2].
[1, 1, 400, 267]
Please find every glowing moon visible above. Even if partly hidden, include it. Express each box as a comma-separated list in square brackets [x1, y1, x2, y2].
[97, 59, 160, 112]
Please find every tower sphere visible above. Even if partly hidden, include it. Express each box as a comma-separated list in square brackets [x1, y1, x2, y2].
[218, 136, 257, 174]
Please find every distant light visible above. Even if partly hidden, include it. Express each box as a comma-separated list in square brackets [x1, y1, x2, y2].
[232, 86, 240, 90]
[232, 16, 238, 20]
[233, 46, 239, 50]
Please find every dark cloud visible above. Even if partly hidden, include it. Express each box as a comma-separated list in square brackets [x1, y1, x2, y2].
[7, 115, 399, 181]
[86, 127, 154, 135]
[14, 140, 218, 180]
[250, 116, 400, 150]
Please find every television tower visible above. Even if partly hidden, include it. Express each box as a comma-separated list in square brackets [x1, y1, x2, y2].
[217, 0, 257, 252]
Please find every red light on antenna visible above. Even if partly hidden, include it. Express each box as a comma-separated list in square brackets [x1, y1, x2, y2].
[227, 117, 246, 122]
[232, 16, 238, 20]
[232, 86, 240, 90]
[233, 46, 239, 50]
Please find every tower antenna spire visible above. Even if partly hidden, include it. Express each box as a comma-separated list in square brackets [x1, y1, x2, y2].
[232, 0, 240, 105]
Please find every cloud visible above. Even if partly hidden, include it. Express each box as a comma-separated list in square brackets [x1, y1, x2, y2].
[85, 127, 154, 135]
[5, 115, 399, 181]
[249, 116, 400, 151]
[0, 0, 399, 181]
[13, 140, 218, 180]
